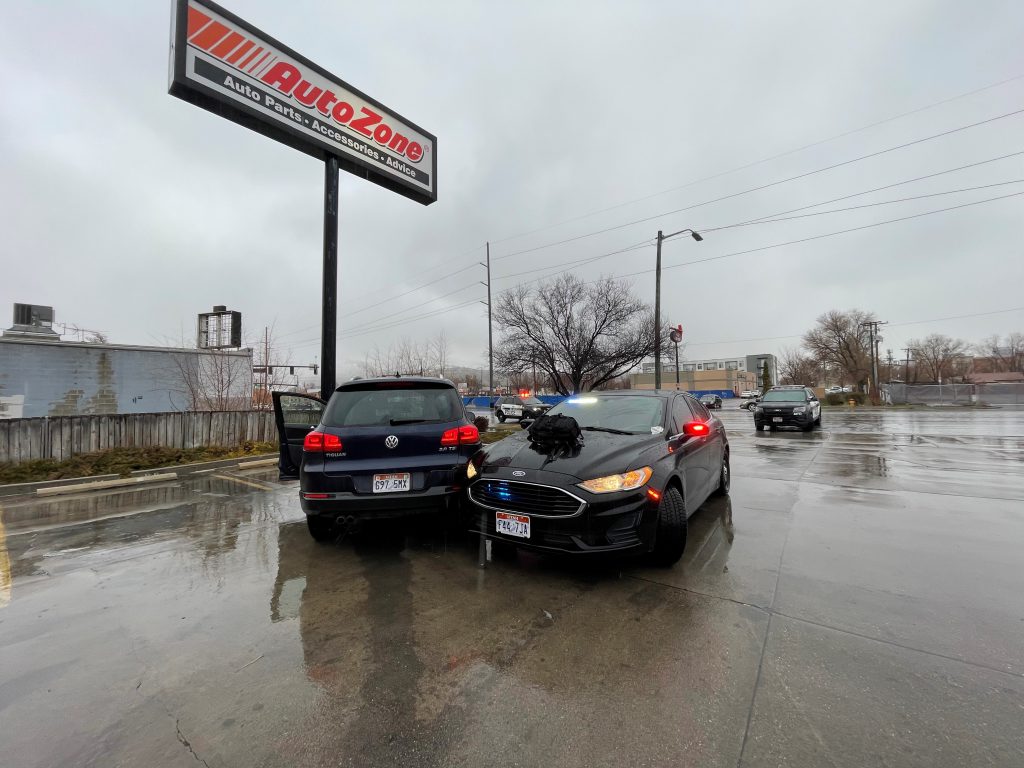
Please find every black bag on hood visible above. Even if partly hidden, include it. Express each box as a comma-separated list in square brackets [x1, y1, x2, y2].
[527, 413, 583, 447]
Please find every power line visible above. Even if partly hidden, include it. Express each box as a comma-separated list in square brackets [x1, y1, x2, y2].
[287, 192, 1022, 347]
[684, 306, 1024, 349]
[721, 150, 1024, 228]
[654, 189, 1024, 276]
[493, 106, 1024, 261]
[488, 72, 1024, 246]
[281, 84, 1024, 345]
[700, 179, 1024, 233]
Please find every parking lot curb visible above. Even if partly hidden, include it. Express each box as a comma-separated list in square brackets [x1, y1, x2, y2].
[36, 473, 179, 497]
[0, 453, 278, 499]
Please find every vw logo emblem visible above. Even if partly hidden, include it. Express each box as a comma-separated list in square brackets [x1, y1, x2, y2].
[512, 470, 526, 477]
[385, 435, 399, 449]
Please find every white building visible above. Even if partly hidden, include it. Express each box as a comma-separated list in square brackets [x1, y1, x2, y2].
[641, 353, 778, 384]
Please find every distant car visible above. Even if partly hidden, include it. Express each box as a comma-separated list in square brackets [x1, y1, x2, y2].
[753, 386, 821, 431]
[466, 390, 729, 565]
[272, 377, 481, 542]
[699, 394, 723, 409]
[825, 386, 843, 394]
[740, 395, 761, 411]
[521, 396, 552, 419]
[740, 390, 760, 399]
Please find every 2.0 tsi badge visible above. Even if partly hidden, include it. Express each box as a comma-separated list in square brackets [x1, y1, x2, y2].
[385, 435, 399, 449]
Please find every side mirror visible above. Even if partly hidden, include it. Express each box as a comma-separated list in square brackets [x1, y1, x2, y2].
[520, 418, 534, 430]
[683, 421, 710, 438]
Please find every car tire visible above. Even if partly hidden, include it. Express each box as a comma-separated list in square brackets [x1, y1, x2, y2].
[753, 419, 764, 430]
[496, 411, 506, 423]
[306, 515, 335, 543]
[714, 452, 730, 496]
[649, 486, 688, 567]
[814, 413, 821, 427]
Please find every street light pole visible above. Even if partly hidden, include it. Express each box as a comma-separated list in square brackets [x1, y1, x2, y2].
[653, 228, 702, 390]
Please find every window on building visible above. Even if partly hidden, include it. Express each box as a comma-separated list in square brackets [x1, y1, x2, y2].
[726, 361, 738, 370]
[697, 363, 703, 370]
[682, 364, 695, 372]
[718, 362, 725, 369]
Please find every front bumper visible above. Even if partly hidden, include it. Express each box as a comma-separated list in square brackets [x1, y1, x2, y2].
[466, 482, 657, 554]
[755, 409, 813, 427]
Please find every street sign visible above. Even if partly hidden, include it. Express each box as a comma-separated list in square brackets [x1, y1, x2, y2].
[169, 0, 437, 205]
[669, 325, 683, 344]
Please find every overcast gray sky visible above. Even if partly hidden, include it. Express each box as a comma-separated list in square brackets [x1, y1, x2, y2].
[2, 1, 1022, 380]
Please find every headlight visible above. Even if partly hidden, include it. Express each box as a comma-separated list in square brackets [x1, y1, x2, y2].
[754, 405, 763, 413]
[792, 406, 805, 414]
[466, 461, 478, 480]
[578, 466, 653, 494]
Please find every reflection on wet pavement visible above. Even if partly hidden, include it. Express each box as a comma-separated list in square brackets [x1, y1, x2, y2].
[0, 411, 1022, 767]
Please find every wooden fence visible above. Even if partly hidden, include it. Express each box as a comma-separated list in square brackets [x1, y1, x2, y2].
[0, 411, 276, 465]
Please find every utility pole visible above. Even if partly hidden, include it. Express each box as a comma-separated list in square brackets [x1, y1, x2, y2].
[901, 347, 912, 383]
[860, 320, 887, 396]
[655, 231, 663, 390]
[264, 326, 270, 394]
[480, 243, 494, 397]
[653, 228, 702, 390]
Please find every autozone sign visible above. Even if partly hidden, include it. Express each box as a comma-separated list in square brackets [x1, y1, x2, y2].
[169, 0, 436, 205]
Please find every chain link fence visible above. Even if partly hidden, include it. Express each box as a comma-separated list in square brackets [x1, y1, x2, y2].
[884, 383, 975, 405]
[976, 383, 1024, 405]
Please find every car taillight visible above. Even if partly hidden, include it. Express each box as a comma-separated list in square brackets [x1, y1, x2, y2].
[303, 431, 342, 452]
[441, 425, 480, 446]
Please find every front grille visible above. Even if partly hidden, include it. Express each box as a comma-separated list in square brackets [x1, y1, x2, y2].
[470, 480, 585, 517]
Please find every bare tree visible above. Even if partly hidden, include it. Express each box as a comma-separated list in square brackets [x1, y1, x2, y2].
[432, 330, 450, 378]
[494, 273, 655, 395]
[166, 348, 252, 411]
[802, 309, 875, 389]
[778, 346, 822, 386]
[908, 334, 969, 383]
[975, 332, 1024, 373]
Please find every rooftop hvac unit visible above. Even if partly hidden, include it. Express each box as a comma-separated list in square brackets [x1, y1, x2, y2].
[13, 303, 54, 327]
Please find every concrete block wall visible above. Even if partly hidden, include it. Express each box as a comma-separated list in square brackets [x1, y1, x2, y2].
[0, 338, 253, 419]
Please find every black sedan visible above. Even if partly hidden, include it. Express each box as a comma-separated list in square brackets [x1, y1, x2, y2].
[699, 393, 723, 409]
[272, 377, 480, 542]
[465, 391, 729, 565]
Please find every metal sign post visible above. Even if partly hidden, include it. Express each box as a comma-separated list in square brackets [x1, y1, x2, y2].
[322, 157, 339, 400]
[669, 325, 683, 391]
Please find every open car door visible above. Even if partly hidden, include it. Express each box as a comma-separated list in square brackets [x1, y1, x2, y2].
[272, 392, 326, 480]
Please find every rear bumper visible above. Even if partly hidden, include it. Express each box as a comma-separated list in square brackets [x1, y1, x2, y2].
[301, 484, 457, 518]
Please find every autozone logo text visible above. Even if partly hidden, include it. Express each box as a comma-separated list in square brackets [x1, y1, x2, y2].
[185, 5, 425, 163]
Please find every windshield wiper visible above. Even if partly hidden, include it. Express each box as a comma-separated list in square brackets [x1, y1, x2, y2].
[581, 426, 633, 435]
[389, 418, 428, 425]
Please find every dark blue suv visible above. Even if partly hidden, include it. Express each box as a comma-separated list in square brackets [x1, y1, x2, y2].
[272, 377, 481, 541]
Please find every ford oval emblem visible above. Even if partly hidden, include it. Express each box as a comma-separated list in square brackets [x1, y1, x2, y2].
[385, 435, 399, 449]
[512, 470, 526, 477]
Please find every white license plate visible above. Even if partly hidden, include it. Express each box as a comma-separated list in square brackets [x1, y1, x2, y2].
[773, 417, 784, 423]
[372, 473, 410, 493]
[496, 511, 530, 538]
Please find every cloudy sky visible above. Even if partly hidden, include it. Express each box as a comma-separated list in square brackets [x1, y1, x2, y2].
[2, 1, 1022, 380]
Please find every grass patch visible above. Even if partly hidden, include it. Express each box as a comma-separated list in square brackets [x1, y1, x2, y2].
[0, 441, 276, 485]
[480, 430, 512, 445]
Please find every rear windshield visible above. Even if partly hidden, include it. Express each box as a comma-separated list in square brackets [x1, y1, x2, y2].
[323, 384, 463, 427]
[762, 390, 807, 402]
[546, 395, 663, 433]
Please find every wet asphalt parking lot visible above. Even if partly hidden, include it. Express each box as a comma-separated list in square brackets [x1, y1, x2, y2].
[1, 406, 1023, 767]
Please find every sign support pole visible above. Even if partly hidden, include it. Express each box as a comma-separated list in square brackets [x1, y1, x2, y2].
[321, 156, 339, 401]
